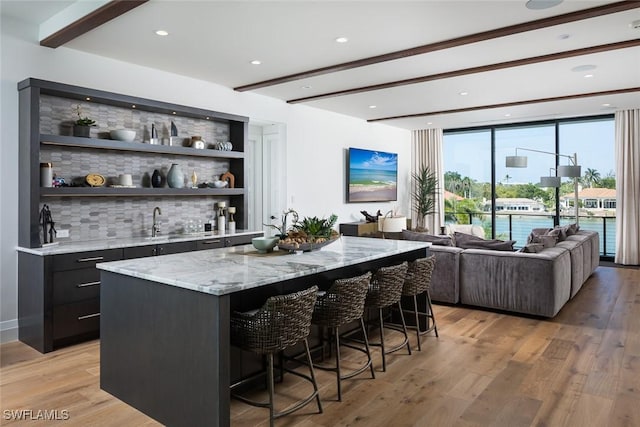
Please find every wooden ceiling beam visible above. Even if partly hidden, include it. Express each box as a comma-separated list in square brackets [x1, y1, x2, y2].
[366, 87, 640, 122]
[234, 1, 640, 92]
[287, 40, 640, 104]
[40, 0, 149, 48]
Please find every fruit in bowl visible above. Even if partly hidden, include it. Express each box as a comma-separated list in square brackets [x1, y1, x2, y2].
[251, 236, 279, 253]
[110, 129, 136, 142]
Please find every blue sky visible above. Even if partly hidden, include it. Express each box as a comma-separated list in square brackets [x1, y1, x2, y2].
[443, 119, 615, 185]
[350, 148, 398, 171]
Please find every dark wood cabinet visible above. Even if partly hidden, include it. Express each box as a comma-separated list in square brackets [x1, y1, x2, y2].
[123, 241, 198, 259]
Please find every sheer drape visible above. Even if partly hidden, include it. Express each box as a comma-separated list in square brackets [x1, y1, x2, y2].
[614, 109, 640, 265]
[411, 129, 444, 233]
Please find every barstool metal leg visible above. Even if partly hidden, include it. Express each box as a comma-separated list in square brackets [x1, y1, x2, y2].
[379, 308, 386, 372]
[413, 295, 422, 351]
[426, 291, 439, 337]
[360, 318, 375, 379]
[267, 353, 275, 427]
[303, 339, 323, 414]
[334, 327, 342, 401]
[396, 302, 412, 356]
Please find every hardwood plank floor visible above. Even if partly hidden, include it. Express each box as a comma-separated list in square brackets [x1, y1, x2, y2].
[1, 266, 639, 426]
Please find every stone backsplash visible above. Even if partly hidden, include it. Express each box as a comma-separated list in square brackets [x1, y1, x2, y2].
[38, 95, 239, 243]
[40, 95, 231, 146]
[40, 196, 227, 242]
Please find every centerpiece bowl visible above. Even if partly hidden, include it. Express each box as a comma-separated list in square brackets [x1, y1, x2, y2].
[251, 236, 279, 253]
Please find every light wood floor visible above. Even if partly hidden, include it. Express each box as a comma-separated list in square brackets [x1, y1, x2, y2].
[2, 266, 639, 426]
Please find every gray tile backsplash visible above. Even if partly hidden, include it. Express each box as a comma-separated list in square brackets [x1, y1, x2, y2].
[38, 95, 236, 243]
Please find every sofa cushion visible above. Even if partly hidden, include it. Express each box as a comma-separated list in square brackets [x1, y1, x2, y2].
[530, 234, 557, 248]
[522, 243, 545, 253]
[527, 227, 552, 244]
[454, 232, 515, 251]
[402, 230, 453, 246]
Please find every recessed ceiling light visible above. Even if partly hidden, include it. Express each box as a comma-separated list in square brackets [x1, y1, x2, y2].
[505, 113, 512, 117]
[558, 34, 571, 40]
[602, 103, 611, 107]
[525, 0, 563, 10]
[369, 105, 377, 109]
[571, 64, 596, 72]
[427, 122, 433, 125]
[250, 60, 261, 65]
[131, 105, 136, 109]
[459, 91, 468, 96]
[335, 37, 349, 43]
[584, 74, 594, 78]
[155, 30, 169, 36]
[85, 97, 91, 101]
[301, 85, 312, 90]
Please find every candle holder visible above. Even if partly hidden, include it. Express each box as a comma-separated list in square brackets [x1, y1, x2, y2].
[217, 202, 226, 234]
[228, 207, 236, 234]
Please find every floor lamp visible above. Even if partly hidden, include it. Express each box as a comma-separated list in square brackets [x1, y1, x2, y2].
[505, 148, 582, 225]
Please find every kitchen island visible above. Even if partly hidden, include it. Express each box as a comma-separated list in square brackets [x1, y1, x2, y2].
[97, 236, 431, 427]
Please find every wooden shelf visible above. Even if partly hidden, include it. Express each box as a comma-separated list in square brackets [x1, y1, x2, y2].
[41, 134, 245, 159]
[40, 187, 245, 197]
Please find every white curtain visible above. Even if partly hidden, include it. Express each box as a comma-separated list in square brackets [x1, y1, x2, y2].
[614, 109, 640, 265]
[411, 129, 444, 233]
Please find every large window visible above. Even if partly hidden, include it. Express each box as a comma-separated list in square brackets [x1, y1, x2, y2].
[443, 115, 615, 258]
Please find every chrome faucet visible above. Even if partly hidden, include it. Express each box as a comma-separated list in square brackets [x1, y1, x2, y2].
[152, 206, 162, 237]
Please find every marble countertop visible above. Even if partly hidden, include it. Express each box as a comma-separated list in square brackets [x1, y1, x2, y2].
[16, 230, 263, 256]
[96, 236, 431, 296]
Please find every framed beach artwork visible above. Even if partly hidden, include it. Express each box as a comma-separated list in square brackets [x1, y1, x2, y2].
[347, 147, 398, 202]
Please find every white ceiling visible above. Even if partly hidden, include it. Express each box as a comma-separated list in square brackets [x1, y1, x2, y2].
[4, 0, 640, 130]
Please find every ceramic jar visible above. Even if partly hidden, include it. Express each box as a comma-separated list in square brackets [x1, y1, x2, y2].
[167, 164, 184, 188]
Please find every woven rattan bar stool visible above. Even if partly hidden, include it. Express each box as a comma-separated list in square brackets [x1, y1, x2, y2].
[365, 262, 411, 372]
[230, 286, 322, 427]
[311, 271, 375, 401]
[401, 255, 438, 351]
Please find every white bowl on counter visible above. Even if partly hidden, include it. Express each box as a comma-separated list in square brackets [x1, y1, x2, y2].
[110, 129, 136, 142]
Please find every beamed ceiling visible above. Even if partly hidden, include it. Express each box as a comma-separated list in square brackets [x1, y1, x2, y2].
[3, 0, 639, 130]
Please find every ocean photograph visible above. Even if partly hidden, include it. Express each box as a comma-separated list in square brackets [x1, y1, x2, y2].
[348, 148, 397, 202]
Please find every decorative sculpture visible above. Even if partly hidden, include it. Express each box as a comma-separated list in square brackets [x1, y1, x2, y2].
[221, 171, 235, 188]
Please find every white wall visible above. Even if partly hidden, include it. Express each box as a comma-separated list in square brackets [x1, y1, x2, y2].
[0, 15, 410, 342]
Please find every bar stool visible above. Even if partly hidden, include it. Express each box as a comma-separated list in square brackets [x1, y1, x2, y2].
[365, 262, 411, 372]
[311, 271, 375, 401]
[230, 286, 322, 427]
[401, 255, 438, 350]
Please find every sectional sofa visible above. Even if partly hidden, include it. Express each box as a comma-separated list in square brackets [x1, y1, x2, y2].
[402, 228, 600, 317]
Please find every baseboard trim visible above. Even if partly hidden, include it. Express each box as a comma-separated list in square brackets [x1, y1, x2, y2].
[1, 319, 18, 343]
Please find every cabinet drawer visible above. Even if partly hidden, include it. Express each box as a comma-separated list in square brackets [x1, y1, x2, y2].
[52, 249, 122, 272]
[158, 241, 197, 255]
[53, 269, 101, 305]
[196, 238, 224, 250]
[123, 245, 156, 259]
[52, 300, 100, 340]
[225, 233, 261, 247]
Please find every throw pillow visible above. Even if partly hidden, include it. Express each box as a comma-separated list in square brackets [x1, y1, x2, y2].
[402, 230, 453, 246]
[530, 234, 557, 248]
[547, 227, 564, 241]
[522, 243, 544, 253]
[566, 223, 580, 236]
[527, 227, 552, 244]
[453, 232, 515, 251]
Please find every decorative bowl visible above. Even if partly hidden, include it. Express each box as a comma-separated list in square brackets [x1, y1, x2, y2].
[209, 180, 228, 188]
[110, 129, 136, 142]
[277, 236, 338, 253]
[251, 236, 279, 253]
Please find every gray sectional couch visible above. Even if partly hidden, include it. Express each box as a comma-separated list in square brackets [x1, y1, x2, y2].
[405, 229, 600, 317]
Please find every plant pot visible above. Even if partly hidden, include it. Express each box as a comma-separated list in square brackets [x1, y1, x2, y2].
[73, 125, 91, 138]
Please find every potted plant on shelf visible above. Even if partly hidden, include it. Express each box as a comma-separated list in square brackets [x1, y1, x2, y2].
[411, 165, 439, 232]
[72, 104, 96, 138]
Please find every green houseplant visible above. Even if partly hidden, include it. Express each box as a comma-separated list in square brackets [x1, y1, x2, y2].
[72, 104, 96, 138]
[411, 165, 439, 232]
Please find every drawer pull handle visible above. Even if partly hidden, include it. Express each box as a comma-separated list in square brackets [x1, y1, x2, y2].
[76, 256, 104, 263]
[78, 313, 100, 320]
[202, 240, 221, 244]
[76, 281, 100, 288]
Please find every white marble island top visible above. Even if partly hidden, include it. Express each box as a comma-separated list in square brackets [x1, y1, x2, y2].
[96, 236, 431, 296]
